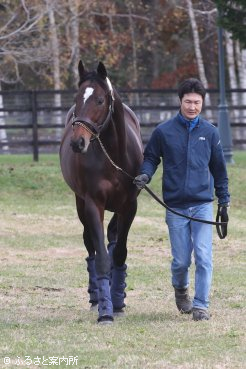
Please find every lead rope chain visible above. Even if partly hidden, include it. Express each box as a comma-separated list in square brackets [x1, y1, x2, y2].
[97, 136, 133, 178]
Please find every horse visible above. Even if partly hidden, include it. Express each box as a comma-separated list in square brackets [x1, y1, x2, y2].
[59, 60, 143, 323]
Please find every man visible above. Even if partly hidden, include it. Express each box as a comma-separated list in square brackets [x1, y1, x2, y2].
[134, 78, 230, 321]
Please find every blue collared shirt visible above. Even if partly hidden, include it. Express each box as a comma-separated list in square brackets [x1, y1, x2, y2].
[178, 112, 199, 132]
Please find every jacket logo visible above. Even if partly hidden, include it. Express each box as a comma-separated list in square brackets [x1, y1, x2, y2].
[199, 137, 206, 141]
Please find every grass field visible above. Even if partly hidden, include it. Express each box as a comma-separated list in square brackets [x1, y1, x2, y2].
[0, 152, 245, 369]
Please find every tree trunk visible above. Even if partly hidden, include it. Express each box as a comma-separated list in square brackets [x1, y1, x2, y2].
[241, 49, 246, 125]
[225, 31, 239, 121]
[185, 0, 212, 118]
[240, 49, 246, 91]
[126, 2, 138, 94]
[150, 0, 160, 80]
[67, 0, 80, 88]
[0, 83, 9, 152]
[235, 43, 246, 123]
[46, 0, 62, 131]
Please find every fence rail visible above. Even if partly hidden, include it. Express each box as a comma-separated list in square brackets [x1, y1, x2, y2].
[0, 89, 246, 160]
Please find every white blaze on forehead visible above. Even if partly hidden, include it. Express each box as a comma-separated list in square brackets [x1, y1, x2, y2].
[83, 87, 94, 102]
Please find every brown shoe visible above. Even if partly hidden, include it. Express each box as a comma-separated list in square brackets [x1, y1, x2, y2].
[192, 308, 210, 321]
[174, 287, 192, 314]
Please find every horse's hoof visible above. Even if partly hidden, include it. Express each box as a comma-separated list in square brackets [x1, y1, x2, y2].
[90, 302, 98, 311]
[97, 315, 114, 325]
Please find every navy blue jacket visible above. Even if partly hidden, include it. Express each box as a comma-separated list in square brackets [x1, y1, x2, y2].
[140, 114, 230, 208]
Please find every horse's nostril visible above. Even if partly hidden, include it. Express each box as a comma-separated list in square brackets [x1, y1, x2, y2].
[78, 137, 85, 151]
[70, 137, 86, 153]
[70, 140, 80, 153]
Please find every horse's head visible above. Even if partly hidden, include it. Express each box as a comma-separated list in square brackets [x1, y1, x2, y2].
[70, 60, 114, 154]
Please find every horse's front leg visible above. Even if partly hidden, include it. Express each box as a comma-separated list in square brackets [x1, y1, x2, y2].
[75, 195, 99, 309]
[84, 197, 113, 324]
[110, 199, 137, 313]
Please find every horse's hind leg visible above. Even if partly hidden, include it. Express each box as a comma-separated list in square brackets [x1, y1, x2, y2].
[107, 213, 118, 247]
[107, 213, 118, 281]
[111, 199, 137, 313]
[75, 195, 98, 308]
[111, 263, 127, 314]
[107, 213, 126, 313]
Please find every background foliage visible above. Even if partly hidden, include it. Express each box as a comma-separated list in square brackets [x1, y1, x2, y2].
[0, 0, 245, 90]
[215, 0, 246, 48]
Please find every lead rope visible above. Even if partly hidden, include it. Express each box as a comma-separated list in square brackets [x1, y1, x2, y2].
[96, 136, 227, 236]
[96, 136, 126, 173]
[76, 123, 227, 238]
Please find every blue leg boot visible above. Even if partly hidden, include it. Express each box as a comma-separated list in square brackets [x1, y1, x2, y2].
[111, 264, 127, 313]
[97, 277, 114, 324]
[85, 256, 98, 308]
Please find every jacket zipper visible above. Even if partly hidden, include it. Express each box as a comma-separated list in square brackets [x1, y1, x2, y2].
[183, 127, 190, 203]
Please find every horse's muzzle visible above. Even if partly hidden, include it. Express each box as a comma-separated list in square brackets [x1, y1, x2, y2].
[70, 137, 87, 154]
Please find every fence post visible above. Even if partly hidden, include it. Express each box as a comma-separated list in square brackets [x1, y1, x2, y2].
[31, 91, 39, 161]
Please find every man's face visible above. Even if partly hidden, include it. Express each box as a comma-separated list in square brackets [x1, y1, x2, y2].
[180, 92, 203, 120]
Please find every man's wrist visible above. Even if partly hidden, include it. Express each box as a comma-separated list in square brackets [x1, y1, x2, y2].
[219, 202, 230, 208]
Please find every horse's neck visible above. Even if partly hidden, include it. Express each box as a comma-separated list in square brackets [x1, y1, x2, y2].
[66, 105, 75, 126]
[113, 99, 127, 146]
[103, 99, 127, 162]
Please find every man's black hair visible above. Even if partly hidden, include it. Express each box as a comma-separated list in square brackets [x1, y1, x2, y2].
[178, 78, 206, 100]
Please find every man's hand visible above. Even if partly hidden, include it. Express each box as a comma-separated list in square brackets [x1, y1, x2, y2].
[217, 203, 229, 223]
[133, 174, 149, 189]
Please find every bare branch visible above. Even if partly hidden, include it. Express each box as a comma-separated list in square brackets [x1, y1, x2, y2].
[0, 7, 46, 41]
[20, 0, 29, 15]
[90, 12, 149, 22]
[177, 5, 217, 16]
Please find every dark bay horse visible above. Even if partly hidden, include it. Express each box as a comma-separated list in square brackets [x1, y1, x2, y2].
[60, 60, 143, 323]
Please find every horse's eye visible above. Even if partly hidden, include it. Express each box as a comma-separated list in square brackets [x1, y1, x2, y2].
[96, 97, 104, 105]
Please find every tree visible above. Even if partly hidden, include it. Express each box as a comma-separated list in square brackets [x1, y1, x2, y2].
[214, 0, 246, 48]
[45, 0, 62, 127]
[66, 0, 80, 89]
[214, 0, 246, 121]
[185, 0, 209, 88]
[225, 31, 240, 120]
[185, 0, 213, 117]
[0, 1, 47, 86]
[0, 82, 9, 152]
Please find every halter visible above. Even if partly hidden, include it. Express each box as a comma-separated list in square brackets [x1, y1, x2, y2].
[72, 77, 115, 140]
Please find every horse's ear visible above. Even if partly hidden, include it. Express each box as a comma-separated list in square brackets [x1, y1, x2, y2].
[78, 60, 85, 78]
[97, 62, 107, 80]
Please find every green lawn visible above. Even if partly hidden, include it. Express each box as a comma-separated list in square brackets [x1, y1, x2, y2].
[0, 152, 245, 368]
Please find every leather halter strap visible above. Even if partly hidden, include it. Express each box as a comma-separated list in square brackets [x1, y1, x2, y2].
[72, 116, 100, 134]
